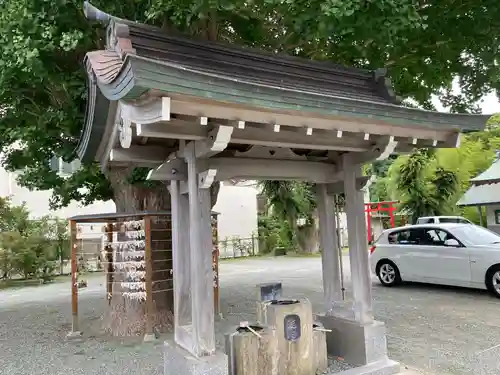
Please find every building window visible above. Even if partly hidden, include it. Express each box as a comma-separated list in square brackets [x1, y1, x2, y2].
[495, 210, 500, 225]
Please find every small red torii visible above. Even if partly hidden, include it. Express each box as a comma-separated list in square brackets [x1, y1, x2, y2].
[365, 201, 399, 243]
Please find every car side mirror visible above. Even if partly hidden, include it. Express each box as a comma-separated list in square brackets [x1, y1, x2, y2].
[444, 239, 460, 247]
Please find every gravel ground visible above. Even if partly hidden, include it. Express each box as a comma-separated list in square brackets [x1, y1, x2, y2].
[1, 257, 500, 375]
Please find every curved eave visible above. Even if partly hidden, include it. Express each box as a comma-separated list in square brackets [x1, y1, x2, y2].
[76, 79, 111, 162]
[93, 55, 489, 133]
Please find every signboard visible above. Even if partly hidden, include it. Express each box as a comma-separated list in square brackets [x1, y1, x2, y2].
[284, 314, 301, 341]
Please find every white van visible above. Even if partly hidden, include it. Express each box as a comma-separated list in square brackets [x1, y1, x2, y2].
[416, 216, 472, 224]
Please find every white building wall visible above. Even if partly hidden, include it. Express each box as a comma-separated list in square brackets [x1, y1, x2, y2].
[213, 181, 259, 256]
[1, 166, 259, 246]
[1, 167, 115, 240]
[486, 205, 500, 234]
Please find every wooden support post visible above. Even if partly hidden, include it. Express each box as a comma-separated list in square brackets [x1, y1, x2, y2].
[106, 223, 113, 303]
[343, 159, 373, 324]
[144, 215, 155, 341]
[171, 179, 195, 352]
[67, 220, 81, 338]
[212, 215, 221, 317]
[316, 184, 342, 312]
[212, 246, 220, 316]
[186, 144, 216, 356]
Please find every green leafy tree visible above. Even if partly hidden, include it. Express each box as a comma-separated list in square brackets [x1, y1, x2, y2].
[385, 114, 500, 223]
[0, 198, 59, 280]
[1, 0, 500, 212]
[50, 218, 71, 275]
[386, 150, 460, 223]
[259, 181, 319, 253]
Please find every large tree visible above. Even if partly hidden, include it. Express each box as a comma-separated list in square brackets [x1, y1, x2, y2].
[1, 0, 499, 212]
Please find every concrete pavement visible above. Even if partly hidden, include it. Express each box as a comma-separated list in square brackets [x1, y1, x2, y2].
[2, 256, 499, 375]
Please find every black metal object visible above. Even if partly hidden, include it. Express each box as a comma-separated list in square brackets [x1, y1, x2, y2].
[284, 314, 301, 341]
[259, 282, 282, 301]
[270, 299, 299, 305]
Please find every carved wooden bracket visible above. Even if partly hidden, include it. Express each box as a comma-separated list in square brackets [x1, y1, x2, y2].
[120, 97, 171, 125]
[199, 169, 217, 189]
[194, 125, 233, 158]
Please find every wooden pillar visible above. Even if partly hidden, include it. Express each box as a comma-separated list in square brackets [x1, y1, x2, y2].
[185, 145, 216, 356]
[315, 184, 342, 312]
[212, 215, 221, 317]
[171, 179, 195, 352]
[68, 220, 81, 337]
[144, 215, 155, 340]
[106, 223, 113, 302]
[343, 159, 374, 324]
[212, 247, 220, 316]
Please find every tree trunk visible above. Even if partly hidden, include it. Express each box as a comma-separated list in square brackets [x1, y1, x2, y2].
[296, 224, 319, 253]
[103, 166, 219, 337]
[59, 255, 64, 275]
[296, 213, 319, 254]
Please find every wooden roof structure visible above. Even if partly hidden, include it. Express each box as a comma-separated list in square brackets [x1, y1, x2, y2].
[77, 2, 489, 186]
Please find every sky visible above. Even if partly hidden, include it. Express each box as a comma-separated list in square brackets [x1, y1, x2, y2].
[433, 91, 500, 114]
[432, 79, 500, 114]
[476, 92, 500, 114]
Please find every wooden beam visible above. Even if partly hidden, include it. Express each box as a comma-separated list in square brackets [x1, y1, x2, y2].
[136, 121, 371, 152]
[109, 146, 170, 166]
[150, 156, 343, 183]
[207, 157, 338, 183]
[136, 122, 207, 140]
[169, 97, 453, 141]
[231, 127, 368, 152]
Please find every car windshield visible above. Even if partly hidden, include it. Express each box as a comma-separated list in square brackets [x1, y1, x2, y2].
[453, 225, 500, 245]
[439, 218, 461, 223]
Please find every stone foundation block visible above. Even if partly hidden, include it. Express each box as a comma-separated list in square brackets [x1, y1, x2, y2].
[317, 314, 389, 366]
[164, 341, 228, 375]
[332, 359, 400, 375]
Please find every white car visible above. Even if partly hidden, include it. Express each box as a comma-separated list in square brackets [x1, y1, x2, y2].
[370, 223, 500, 298]
[416, 216, 472, 224]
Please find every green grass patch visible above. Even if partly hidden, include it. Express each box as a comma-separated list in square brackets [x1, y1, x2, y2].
[0, 271, 105, 290]
[285, 248, 349, 258]
[0, 274, 70, 290]
[285, 252, 321, 258]
[219, 254, 266, 262]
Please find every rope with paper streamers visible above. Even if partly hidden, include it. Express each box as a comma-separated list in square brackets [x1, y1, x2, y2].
[102, 220, 147, 301]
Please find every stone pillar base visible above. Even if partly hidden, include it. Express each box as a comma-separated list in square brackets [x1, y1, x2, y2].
[164, 341, 228, 375]
[143, 333, 156, 342]
[65, 331, 82, 340]
[332, 359, 400, 375]
[317, 313, 390, 366]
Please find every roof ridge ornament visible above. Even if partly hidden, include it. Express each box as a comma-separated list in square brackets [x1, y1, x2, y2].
[83, 2, 115, 24]
[373, 68, 401, 104]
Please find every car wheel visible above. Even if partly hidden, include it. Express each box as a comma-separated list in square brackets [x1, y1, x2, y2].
[376, 260, 401, 287]
[486, 266, 500, 298]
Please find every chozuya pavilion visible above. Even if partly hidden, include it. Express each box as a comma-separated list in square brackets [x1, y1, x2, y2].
[77, 2, 488, 375]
